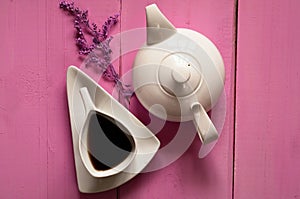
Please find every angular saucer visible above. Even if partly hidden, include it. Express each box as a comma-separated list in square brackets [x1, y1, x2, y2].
[66, 66, 160, 193]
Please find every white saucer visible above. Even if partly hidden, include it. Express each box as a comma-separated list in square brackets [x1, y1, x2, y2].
[66, 66, 160, 193]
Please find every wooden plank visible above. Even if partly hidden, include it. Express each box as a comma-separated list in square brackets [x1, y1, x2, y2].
[0, 1, 48, 198]
[0, 0, 120, 198]
[46, 1, 120, 198]
[119, 0, 236, 198]
[234, 0, 300, 198]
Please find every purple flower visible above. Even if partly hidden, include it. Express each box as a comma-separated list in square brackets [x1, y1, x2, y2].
[59, 1, 119, 54]
[59, 1, 133, 106]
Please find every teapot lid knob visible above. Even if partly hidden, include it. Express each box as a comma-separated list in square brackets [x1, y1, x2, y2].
[171, 66, 191, 84]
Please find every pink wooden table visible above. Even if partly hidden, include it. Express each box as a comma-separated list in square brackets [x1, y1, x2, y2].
[0, 0, 299, 198]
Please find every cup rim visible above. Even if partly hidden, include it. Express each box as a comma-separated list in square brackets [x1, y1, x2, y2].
[78, 110, 137, 178]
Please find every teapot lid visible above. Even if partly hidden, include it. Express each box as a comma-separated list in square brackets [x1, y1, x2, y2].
[158, 52, 202, 97]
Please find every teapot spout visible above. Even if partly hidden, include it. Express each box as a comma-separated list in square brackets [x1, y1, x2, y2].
[146, 4, 176, 45]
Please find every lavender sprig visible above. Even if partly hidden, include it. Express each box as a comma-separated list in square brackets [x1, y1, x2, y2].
[59, 1, 133, 106]
[59, 1, 119, 54]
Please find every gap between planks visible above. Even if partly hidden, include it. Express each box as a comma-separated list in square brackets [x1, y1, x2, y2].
[232, 0, 239, 199]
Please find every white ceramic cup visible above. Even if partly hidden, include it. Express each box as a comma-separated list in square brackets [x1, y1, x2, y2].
[78, 87, 137, 178]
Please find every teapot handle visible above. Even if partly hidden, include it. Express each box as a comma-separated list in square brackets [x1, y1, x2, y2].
[191, 103, 219, 145]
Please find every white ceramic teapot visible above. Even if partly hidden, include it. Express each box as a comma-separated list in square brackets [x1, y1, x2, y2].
[133, 4, 225, 147]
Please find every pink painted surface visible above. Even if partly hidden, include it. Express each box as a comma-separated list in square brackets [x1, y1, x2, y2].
[234, 0, 300, 198]
[2, 0, 299, 198]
